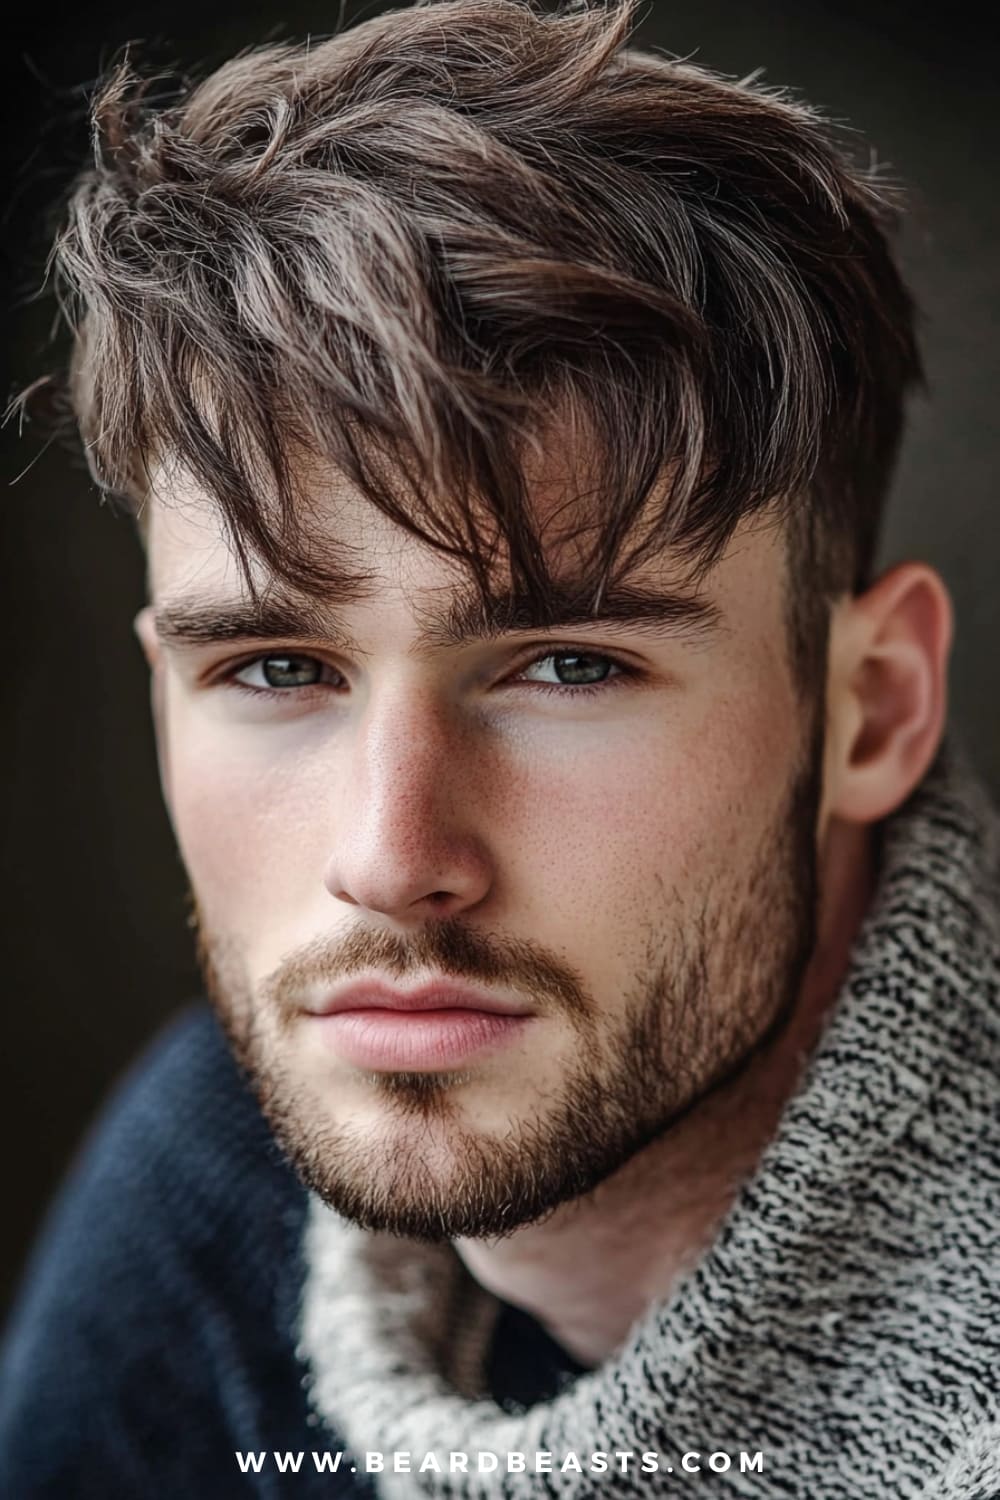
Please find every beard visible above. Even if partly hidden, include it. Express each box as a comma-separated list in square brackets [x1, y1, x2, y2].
[196, 713, 824, 1244]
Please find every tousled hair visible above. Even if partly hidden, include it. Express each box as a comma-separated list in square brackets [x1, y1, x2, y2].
[30, 0, 922, 687]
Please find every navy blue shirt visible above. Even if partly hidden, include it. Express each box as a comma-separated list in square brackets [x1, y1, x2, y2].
[0, 1005, 585, 1497]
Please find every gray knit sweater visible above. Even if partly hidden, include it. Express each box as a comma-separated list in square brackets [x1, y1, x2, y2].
[299, 742, 1000, 1499]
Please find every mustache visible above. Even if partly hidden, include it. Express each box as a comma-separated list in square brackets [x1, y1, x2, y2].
[198, 909, 596, 1024]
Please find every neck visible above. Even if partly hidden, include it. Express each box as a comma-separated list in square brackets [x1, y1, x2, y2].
[453, 816, 876, 1366]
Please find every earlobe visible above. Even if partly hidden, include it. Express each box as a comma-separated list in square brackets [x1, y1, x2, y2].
[824, 563, 953, 827]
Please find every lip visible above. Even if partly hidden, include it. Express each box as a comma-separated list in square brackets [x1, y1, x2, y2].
[303, 978, 534, 1071]
[306, 977, 534, 1018]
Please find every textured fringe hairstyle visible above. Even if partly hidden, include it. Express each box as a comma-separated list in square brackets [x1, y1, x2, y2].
[35, 0, 921, 686]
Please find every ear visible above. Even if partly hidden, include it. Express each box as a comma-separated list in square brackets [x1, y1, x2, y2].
[822, 562, 954, 827]
[133, 604, 160, 670]
[133, 605, 174, 821]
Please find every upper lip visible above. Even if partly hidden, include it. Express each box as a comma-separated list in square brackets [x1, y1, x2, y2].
[307, 977, 533, 1018]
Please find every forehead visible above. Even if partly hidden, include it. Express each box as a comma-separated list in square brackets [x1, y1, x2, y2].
[146, 431, 603, 587]
[144, 454, 790, 638]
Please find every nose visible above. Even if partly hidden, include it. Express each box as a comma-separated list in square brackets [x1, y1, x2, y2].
[322, 684, 494, 923]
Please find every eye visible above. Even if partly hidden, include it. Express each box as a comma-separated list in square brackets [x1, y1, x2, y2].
[231, 654, 337, 692]
[518, 650, 627, 691]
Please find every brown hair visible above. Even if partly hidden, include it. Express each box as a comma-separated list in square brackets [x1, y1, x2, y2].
[34, 0, 922, 686]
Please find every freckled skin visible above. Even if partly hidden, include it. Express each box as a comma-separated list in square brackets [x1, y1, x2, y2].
[145, 472, 825, 1257]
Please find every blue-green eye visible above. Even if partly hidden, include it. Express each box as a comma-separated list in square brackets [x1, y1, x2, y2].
[520, 652, 621, 687]
[235, 654, 327, 690]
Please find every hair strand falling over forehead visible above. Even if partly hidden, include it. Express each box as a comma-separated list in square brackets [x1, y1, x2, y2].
[23, 0, 921, 682]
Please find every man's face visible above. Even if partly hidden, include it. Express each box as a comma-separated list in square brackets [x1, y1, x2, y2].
[143, 466, 824, 1241]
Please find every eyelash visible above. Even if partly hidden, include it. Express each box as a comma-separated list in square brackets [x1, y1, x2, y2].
[219, 646, 638, 702]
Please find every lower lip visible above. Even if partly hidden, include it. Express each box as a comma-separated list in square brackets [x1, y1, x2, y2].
[310, 1007, 531, 1071]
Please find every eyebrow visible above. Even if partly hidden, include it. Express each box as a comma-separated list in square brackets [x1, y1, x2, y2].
[424, 584, 722, 649]
[154, 595, 357, 650]
[152, 582, 723, 655]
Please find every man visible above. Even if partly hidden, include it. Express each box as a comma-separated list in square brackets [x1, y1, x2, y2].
[1, 1, 997, 1495]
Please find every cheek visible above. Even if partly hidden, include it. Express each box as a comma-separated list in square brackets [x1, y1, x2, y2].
[163, 708, 332, 932]
[499, 686, 796, 909]
[503, 693, 801, 1010]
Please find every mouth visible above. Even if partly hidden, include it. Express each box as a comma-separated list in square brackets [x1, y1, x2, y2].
[303, 977, 535, 1071]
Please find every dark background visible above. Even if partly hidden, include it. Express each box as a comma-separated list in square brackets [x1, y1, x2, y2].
[2, 1, 997, 1318]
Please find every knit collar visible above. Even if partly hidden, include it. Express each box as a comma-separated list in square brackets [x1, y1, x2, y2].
[298, 741, 999, 1497]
